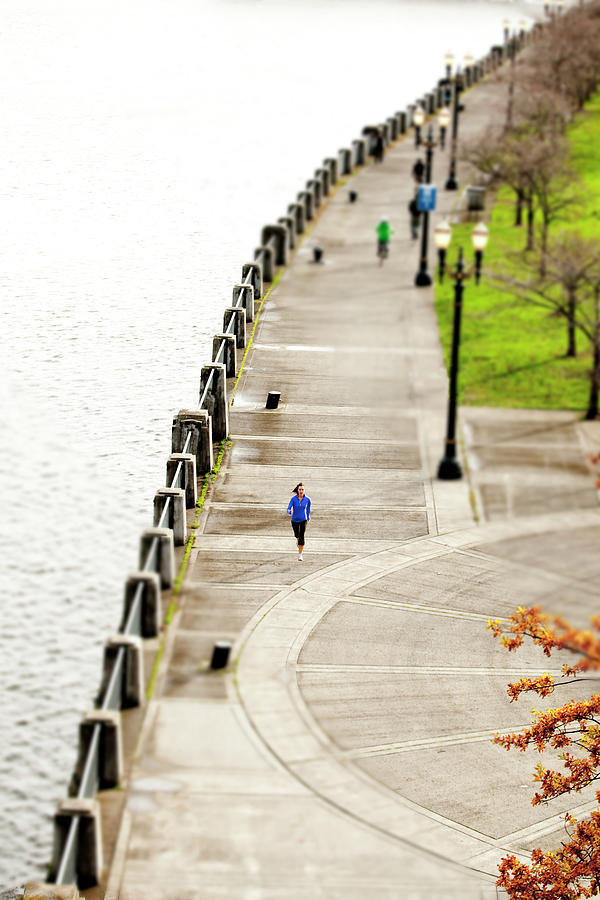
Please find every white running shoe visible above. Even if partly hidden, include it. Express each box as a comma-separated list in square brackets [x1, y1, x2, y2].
[298, 553, 303, 561]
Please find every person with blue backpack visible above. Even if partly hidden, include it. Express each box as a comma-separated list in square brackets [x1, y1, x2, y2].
[287, 482, 311, 561]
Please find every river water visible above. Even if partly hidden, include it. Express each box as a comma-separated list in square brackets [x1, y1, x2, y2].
[0, 0, 540, 886]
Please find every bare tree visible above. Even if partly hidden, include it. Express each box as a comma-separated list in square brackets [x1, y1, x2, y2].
[490, 234, 600, 416]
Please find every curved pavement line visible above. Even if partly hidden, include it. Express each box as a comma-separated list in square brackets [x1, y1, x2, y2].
[232, 508, 599, 881]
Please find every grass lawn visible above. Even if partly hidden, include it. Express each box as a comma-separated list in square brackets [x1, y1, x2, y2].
[434, 96, 600, 412]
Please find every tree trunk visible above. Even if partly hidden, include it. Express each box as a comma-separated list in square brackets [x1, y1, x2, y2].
[567, 288, 577, 358]
[515, 188, 523, 226]
[539, 215, 549, 278]
[526, 200, 535, 252]
[585, 341, 600, 420]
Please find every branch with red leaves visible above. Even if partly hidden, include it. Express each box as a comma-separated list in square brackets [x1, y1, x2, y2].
[487, 606, 600, 897]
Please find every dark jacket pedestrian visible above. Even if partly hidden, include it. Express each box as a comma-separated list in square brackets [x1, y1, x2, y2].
[412, 158, 425, 183]
[408, 196, 421, 240]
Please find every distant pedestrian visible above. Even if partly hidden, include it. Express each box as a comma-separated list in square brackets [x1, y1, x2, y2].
[373, 130, 385, 163]
[412, 158, 425, 183]
[375, 217, 394, 264]
[408, 195, 421, 240]
[287, 482, 311, 561]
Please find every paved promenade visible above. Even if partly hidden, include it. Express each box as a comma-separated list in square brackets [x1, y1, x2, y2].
[107, 72, 600, 899]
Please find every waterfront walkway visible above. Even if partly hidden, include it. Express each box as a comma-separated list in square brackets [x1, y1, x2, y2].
[107, 73, 600, 899]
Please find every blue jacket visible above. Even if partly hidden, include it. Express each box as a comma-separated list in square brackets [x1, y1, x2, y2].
[287, 494, 311, 522]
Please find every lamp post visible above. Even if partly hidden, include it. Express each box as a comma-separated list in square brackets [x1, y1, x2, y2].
[438, 106, 450, 150]
[435, 221, 490, 480]
[445, 71, 462, 190]
[413, 104, 426, 147]
[414, 126, 437, 287]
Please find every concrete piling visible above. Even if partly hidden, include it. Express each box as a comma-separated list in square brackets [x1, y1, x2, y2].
[306, 178, 322, 208]
[323, 156, 338, 185]
[261, 224, 288, 266]
[153, 487, 187, 546]
[200, 363, 228, 442]
[297, 189, 314, 221]
[339, 148, 352, 175]
[70, 710, 123, 794]
[139, 527, 176, 588]
[316, 167, 330, 196]
[224, 306, 246, 349]
[277, 215, 295, 249]
[99, 634, 144, 709]
[386, 116, 398, 141]
[254, 245, 274, 282]
[52, 798, 103, 890]
[166, 453, 197, 509]
[122, 570, 161, 637]
[233, 283, 255, 322]
[212, 332, 236, 377]
[397, 111, 407, 134]
[351, 138, 366, 166]
[172, 409, 213, 476]
[241, 260, 263, 299]
[287, 202, 305, 235]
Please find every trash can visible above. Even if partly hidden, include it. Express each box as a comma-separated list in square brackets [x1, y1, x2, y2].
[467, 186, 485, 212]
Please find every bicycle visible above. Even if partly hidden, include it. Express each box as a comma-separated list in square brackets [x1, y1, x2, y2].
[377, 240, 389, 265]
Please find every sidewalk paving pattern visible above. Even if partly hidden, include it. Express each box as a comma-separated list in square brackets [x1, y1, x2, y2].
[111, 72, 600, 899]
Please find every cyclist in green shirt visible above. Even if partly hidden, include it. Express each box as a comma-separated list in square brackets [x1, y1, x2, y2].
[376, 217, 394, 264]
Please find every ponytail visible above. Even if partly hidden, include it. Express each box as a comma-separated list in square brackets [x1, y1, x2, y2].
[292, 483, 303, 495]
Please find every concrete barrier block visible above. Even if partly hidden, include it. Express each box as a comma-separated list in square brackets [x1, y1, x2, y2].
[154, 487, 187, 546]
[397, 111, 407, 134]
[297, 190, 314, 221]
[52, 798, 103, 889]
[172, 409, 213, 476]
[166, 453, 196, 509]
[241, 260, 262, 299]
[287, 202, 305, 235]
[315, 167, 329, 196]
[338, 148, 352, 175]
[306, 178, 321, 208]
[261, 224, 288, 266]
[200, 363, 228, 442]
[277, 215, 295, 249]
[99, 634, 144, 709]
[351, 138, 366, 166]
[70, 709, 123, 795]
[254, 245, 274, 282]
[122, 570, 161, 637]
[386, 117, 398, 141]
[323, 156, 338, 185]
[224, 306, 246, 349]
[212, 332, 236, 378]
[139, 527, 175, 588]
[233, 283, 254, 323]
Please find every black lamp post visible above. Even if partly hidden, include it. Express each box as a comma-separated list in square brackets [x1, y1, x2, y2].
[445, 71, 463, 191]
[414, 125, 437, 288]
[434, 221, 490, 480]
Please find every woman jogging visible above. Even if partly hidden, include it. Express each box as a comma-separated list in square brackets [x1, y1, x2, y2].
[287, 483, 311, 561]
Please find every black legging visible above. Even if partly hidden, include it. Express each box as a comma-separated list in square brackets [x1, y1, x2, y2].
[291, 520, 306, 546]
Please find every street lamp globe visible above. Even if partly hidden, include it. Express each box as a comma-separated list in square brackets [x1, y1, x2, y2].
[413, 105, 426, 127]
[444, 52, 454, 68]
[471, 222, 489, 252]
[503, 17, 511, 28]
[464, 53, 474, 67]
[438, 107, 451, 129]
[434, 221, 452, 250]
